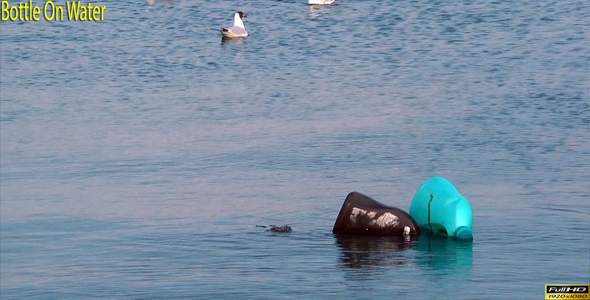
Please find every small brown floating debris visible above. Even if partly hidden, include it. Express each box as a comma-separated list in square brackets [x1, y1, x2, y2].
[256, 224, 293, 233]
[269, 225, 292, 233]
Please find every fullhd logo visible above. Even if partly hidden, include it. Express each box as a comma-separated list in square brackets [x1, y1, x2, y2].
[548, 286, 588, 293]
[546, 285, 589, 299]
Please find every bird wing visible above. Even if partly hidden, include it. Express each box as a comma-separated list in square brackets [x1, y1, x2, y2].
[227, 26, 247, 36]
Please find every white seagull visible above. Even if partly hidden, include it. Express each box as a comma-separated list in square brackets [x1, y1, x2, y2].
[308, 0, 335, 4]
[221, 11, 248, 38]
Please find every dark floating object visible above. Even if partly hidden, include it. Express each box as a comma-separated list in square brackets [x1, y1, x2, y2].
[269, 225, 292, 233]
[257, 224, 292, 233]
[333, 192, 421, 236]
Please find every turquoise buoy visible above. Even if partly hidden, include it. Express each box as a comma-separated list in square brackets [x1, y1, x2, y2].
[409, 176, 473, 239]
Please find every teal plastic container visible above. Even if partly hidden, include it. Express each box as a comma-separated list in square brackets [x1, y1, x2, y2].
[409, 176, 473, 239]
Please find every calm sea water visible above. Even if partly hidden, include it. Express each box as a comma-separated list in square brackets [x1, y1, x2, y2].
[1, 0, 589, 299]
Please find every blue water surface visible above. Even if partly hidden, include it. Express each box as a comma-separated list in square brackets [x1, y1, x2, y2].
[1, 0, 589, 299]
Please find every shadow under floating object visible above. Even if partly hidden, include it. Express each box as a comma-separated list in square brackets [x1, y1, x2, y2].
[333, 192, 421, 236]
[336, 235, 413, 269]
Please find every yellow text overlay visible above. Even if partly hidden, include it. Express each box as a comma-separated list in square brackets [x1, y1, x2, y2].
[2, 1, 105, 21]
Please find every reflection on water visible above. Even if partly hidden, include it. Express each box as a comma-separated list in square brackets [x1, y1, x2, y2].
[335, 234, 415, 269]
[335, 233, 473, 283]
[221, 36, 246, 46]
[308, 4, 332, 19]
[413, 234, 473, 277]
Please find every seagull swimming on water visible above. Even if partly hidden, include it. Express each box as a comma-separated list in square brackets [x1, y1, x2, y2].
[308, 0, 335, 4]
[221, 11, 248, 38]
